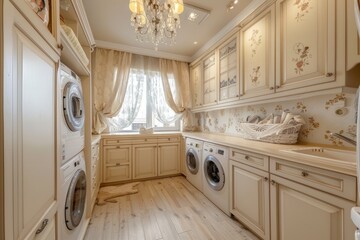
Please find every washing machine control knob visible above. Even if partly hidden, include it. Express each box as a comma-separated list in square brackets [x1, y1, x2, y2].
[209, 148, 213, 153]
[74, 160, 80, 167]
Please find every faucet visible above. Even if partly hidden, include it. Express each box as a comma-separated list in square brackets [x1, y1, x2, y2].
[330, 132, 357, 146]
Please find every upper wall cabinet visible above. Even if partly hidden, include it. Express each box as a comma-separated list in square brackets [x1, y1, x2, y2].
[347, 0, 360, 70]
[190, 63, 203, 108]
[240, 5, 275, 99]
[59, 0, 95, 76]
[9, 0, 60, 53]
[275, 0, 336, 92]
[203, 52, 218, 106]
[218, 34, 240, 103]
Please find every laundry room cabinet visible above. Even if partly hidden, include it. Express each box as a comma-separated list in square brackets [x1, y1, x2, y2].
[3, 2, 59, 239]
[103, 145, 132, 182]
[202, 52, 218, 106]
[101, 134, 181, 183]
[190, 63, 203, 108]
[229, 149, 270, 240]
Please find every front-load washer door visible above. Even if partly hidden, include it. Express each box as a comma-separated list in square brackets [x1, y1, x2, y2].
[65, 169, 86, 230]
[186, 148, 199, 174]
[204, 155, 225, 191]
[63, 82, 84, 132]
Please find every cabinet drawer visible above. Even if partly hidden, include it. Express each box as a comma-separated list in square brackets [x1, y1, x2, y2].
[270, 158, 357, 201]
[157, 136, 180, 143]
[104, 165, 131, 182]
[230, 148, 269, 171]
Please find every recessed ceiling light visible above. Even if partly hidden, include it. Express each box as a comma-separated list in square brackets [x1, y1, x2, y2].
[234, 0, 239, 4]
[194, 41, 198, 45]
[188, 12, 198, 21]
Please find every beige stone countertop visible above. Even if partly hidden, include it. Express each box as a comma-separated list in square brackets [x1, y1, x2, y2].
[100, 131, 182, 138]
[182, 132, 357, 176]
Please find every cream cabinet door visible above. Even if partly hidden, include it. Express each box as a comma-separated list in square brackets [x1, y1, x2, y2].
[275, 0, 336, 92]
[230, 161, 270, 240]
[270, 175, 355, 240]
[347, 0, 360, 70]
[133, 144, 157, 179]
[218, 35, 240, 103]
[203, 52, 218, 106]
[158, 143, 180, 176]
[240, 5, 275, 99]
[3, 5, 59, 239]
[103, 145, 132, 183]
[190, 63, 203, 108]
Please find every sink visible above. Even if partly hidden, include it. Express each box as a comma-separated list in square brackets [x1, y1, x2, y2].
[282, 148, 356, 162]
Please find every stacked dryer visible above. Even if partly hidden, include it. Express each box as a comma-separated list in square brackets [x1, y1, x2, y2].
[59, 63, 87, 240]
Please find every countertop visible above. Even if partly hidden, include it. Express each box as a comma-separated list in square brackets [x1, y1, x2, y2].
[182, 132, 357, 176]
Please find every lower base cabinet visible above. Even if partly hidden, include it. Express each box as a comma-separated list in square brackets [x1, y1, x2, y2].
[270, 174, 354, 240]
[133, 144, 158, 179]
[103, 145, 132, 183]
[230, 160, 270, 240]
[158, 143, 180, 176]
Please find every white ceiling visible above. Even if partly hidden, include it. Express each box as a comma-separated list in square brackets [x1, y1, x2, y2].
[83, 0, 263, 62]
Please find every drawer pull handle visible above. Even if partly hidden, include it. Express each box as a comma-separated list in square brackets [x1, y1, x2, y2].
[168, 138, 171, 141]
[271, 180, 276, 185]
[264, 177, 268, 182]
[116, 163, 121, 166]
[301, 171, 309, 177]
[35, 219, 49, 235]
[244, 155, 249, 160]
[326, 73, 334, 77]
[270, 86, 274, 90]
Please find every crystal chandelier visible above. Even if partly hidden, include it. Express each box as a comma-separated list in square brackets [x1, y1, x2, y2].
[129, 0, 184, 49]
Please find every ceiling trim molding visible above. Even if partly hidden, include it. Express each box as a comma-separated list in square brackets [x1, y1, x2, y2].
[190, 0, 266, 62]
[95, 40, 192, 62]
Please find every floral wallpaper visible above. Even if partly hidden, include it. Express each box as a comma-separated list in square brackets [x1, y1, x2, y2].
[187, 93, 357, 148]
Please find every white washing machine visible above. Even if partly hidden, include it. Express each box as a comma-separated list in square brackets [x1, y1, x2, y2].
[202, 142, 230, 216]
[185, 138, 203, 191]
[59, 151, 87, 240]
[60, 63, 85, 164]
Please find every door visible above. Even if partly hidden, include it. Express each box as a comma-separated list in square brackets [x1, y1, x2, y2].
[190, 63, 203, 108]
[103, 145, 132, 183]
[275, 0, 336, 92]
[240, 5, 275, 99]
[3, 4, 59, 239]
[270, 175, 354, 240]
[218, 34, 240, 102]
[158, 143, 180, 176]
[203, 155, 225, 191]
[202, 52, 218, 106]
[133, 144, 157, 179]
[230, 161, 270, 240]
[186, 148, 200, 175]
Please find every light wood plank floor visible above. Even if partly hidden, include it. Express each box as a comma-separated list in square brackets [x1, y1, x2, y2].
[84, 176, 259, 240]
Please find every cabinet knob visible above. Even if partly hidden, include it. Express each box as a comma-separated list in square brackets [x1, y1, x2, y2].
[214, 100, 217, 102]
[264, 177, 268, 182]
[35, 219, 49, 235]
[116, 163, 121, 166]
[244, 155, 249, 160]
[57, 44, 63, 51]
[270, 87, 274, 90]
[271, 180, 276, 185]
[301, 171, 309, 177]
[168, 138, 171, 141]
[276, 85, 280, 89]
[236, 94, 239, 97]
[326, 73, 334, 77]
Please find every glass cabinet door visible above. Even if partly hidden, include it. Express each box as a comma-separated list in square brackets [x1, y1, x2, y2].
[219, 36, 239, 102]
[203, 53, 217, 105]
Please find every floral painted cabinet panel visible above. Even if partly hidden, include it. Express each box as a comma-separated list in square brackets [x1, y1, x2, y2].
[190, 63, 203, 108]
[275, 0, 336, 92]
[219, 35, 240, 102]
[240, 6, 275, 99]
[203, 53, 218, 105]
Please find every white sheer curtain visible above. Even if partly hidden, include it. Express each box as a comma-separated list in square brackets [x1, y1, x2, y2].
[92, 48, 132, 134]
[107, 68, 145, 131]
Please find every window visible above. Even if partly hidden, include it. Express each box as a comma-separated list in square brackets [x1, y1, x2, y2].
[112, 68, 180, 132]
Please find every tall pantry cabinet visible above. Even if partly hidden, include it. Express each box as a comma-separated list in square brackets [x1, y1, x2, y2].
[3, 0, 60, 239]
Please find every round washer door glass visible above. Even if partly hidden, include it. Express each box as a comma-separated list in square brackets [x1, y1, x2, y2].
[65, 169, 86, 230]
[186, 148, 199, 174]
[63, 82, 84, 131]
[204, 155, 225, 191]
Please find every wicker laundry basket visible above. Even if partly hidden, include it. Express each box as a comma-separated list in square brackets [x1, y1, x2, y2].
[237, 123, 303, 144]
